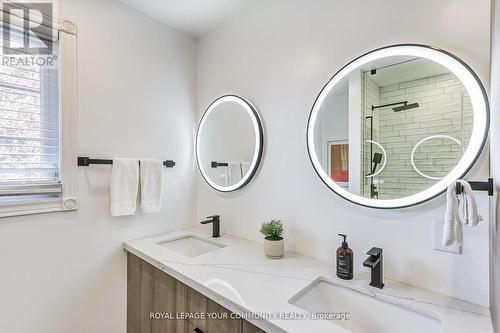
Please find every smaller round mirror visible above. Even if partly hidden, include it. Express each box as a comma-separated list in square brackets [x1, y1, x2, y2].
[196, 95, 264, 192]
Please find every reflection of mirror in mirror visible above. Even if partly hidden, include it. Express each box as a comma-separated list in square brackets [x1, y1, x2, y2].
[313, 56, 473, 200]
[197, 96, 262, 192]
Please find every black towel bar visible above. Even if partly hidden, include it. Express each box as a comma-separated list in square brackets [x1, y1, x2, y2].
[456, 178, 493, 196]
[211, 161, 229, 168]
[77, 157, 175, 168]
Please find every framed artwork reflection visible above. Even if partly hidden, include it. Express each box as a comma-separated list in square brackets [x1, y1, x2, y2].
[328, 141, 349, 186]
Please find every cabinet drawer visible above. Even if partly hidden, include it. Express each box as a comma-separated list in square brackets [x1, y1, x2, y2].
[242, 321, 266, 333]
[127, 253, 265, 333]
[186, 321, 205, 333]
[127, 253, 187, 333]
[186, 287, 208, 330]
[206, 299, 242, 333]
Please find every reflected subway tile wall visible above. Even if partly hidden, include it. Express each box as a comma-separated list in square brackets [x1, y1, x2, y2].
[365, 72, 472, 199]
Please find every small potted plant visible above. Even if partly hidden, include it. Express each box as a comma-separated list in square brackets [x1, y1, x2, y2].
[260, 219, 284, 259]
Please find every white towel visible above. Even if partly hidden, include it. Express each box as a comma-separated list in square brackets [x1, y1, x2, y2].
[140, 159, 164, 213]
[442, 180, 483, 246]
[110, 158, 139, 217]
[443, 183, 460, 246]
[227, 162, 243, 185]
[241, 162, 251, 177]
[457, 180, 483, 226]
[221, 174, 229, 187]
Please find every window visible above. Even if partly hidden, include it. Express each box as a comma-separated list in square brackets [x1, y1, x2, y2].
[0, 32, 60, 196]
[0, 3, 77, 217]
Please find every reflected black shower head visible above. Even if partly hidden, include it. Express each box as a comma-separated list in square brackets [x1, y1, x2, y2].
[393, 102, 420, 112]
[373, 152, 383, 164]
[372, 101, 420, 112]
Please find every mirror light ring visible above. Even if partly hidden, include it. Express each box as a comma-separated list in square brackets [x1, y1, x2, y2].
[365, 140, 387, 178]
[411, 135, 463, 181]
[196, 95, 264, 192]
[306, 44, 490, 209]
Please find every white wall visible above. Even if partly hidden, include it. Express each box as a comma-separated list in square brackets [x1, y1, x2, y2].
[0, 1, 197, 333]
[490, 1, 500, 331]
[196, 0, 491, 306]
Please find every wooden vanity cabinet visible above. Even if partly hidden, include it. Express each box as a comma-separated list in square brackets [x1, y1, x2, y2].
[127, 253, 266, 333]
[242, 321, 267, 333]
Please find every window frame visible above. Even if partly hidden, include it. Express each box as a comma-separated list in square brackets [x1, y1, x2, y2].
[0, 19, 78, 218]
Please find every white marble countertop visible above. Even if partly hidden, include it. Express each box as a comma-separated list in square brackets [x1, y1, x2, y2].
[123, 227, 493, 333]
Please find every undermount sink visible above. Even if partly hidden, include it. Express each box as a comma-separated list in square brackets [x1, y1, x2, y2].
[157, 235, 225, 257]
[289, 278, 442, 333]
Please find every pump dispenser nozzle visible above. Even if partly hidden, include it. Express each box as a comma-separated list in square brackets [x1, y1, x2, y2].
[338, 234, 348, 249]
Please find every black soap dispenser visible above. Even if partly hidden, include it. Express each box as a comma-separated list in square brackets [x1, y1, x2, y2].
[336, 234, 353, 280]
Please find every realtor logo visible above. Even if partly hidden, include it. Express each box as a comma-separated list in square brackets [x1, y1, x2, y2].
[2, 2, 54, 55]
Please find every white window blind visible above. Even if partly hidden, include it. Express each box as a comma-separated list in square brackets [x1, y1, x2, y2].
[0, 22, 61, 198]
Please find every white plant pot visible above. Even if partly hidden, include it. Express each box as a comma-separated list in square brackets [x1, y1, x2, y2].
[264, 237, 284, 259]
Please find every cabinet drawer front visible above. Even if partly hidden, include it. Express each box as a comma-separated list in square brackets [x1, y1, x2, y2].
[206, 300, 242, 333]
[127, 253, 265, 333]
[243, 321, 267, 333]
[127, 253, 186, 333]
[186, 287, 208, 330]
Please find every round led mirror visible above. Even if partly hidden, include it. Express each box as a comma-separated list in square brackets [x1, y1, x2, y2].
[196, 95, 264, 192]
[307, 44, 489, 208]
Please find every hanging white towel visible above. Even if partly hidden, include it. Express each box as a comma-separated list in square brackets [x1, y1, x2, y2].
[110, 158, 139, 217]
[241, 162, 251, 178]
[227, 162, 243, 185]
[457, 180, 483, 226]
[140, 159, 164, 213]
[443, 183, 460, 246]
[442, 180, 483, 246]
[221, 174, 229, 187]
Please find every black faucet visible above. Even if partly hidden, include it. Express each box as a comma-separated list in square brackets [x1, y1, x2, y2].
[200, 215, 220, 238]
[363, 247, 384, 289]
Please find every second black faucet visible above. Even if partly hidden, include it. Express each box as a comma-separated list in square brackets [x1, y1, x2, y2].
[363, 247, 384, 289]
[200, 215, 221, 238]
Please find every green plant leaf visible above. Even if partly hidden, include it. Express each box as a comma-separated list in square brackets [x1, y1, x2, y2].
[260, 219, 283, 240]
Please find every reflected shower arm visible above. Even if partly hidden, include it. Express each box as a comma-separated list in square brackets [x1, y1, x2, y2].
[371, 101, 407, 111]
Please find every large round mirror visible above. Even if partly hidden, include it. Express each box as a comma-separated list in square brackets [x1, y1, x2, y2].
[307, 45, 489, 208]
[197, 95, 264, 192]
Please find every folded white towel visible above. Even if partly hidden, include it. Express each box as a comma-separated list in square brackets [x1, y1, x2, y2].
[110, 158, 139, 217]
[457, 180, 483, 226]
[241, 162, 251, 177]
[221, 174, 229, 187]
[443, 183, 460, 246]
[442, 180, 483, 246]
[140, 159, 164, 213]
[227, 162, 243, 185]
